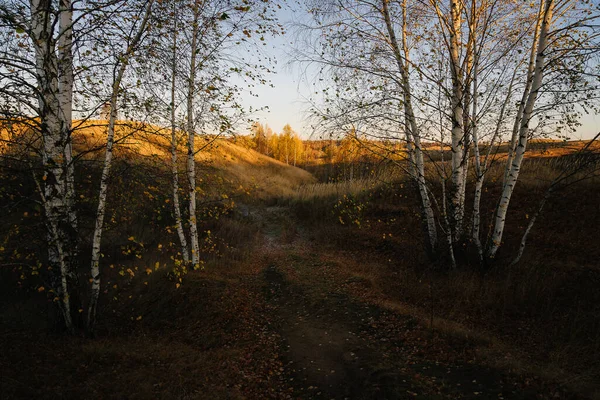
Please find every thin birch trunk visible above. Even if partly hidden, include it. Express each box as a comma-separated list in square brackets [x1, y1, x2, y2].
[458, 1, 477, 243]
[502, 0, 545, 188]
[471, 89, 485, 262]
[440, 99, 457, 269]
[472, 67, 517, 261]
[57, 0, 80, 327]
[170, 5, 190, 264]
[509, 191, 550, 267]
[487, 0, 554, 259]
[468, 5, 484, 261]
[382, 0, 438, 254]
[435, 50, 456, 269]
[187, 1, 201, 268]
[510, 133, 600, 266]
[87, 1, 153, 333]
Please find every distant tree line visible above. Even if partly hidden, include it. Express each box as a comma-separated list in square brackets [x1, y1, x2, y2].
[250, 122, 304, 167]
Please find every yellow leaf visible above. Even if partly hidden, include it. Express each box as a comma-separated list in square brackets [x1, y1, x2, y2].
[176, 283, 181, 289]
[37, 286, 45, 292]
[136, 315, 142, 321]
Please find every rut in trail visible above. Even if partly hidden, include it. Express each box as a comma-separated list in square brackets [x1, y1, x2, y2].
[263, 262, 419, 400]
[255, 206, 573, 400]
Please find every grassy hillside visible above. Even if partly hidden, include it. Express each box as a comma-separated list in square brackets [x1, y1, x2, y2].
[0, 119, 314, 330]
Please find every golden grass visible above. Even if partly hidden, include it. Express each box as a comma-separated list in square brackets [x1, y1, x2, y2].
[1, 119, 315, 199]
[293, 179, 379, 201]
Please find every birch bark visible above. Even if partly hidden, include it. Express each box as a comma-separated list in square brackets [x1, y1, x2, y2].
[382, 0, 438, 254]
[58, 0, 77, 241]
[30, 0, 77, 331]
[448, 0, 467, 242]
[187, 0, 201, 268]
[87, 1, 154, 333]
[502, 0, 545, 188]
[487, 0, 554, 259]
[170, 5, 191, 264]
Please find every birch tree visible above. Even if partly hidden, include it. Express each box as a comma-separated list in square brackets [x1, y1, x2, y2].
[297, 0, 600, 266]
[140, 0, 282, 267]
[87, 0, 155, 334]
[382, 0, 438, 254]
[169, 2, 190, 266]
[0, 0, 81, 331]
[485, 0, 600, 259]
[296, 0, 441, 255]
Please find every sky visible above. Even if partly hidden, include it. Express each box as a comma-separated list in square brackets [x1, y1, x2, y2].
[237, 5, 314, 138]
[240, 4, 600, 141]
[578, 114, 600, 140]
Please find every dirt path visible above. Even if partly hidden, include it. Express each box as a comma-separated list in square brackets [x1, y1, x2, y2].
[253, 206, 578, 400]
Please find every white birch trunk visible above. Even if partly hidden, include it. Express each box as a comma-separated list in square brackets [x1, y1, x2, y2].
[503, 0, 545, 188]
[170, 4, 190, 264]
[87, 2, 153, 333]
[57, 0, 79, 326]
[487, 0, 554, 259]
[471, 63, 483, 261]
[187, 1, 201, 268]
[467, 7, 483, 261]
[57, 0, 77, 242]
[510, 191, 550, 267]
[437, 60, 456, 269]
[449, 0, 467, 242]
[382, 0, 438, 253]
[472, 68, 517, 261]
[30, 0, 77, 332]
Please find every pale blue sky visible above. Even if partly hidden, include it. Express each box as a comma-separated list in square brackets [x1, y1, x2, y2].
[241, 4, 600, 141]
[238, 4, 313, 138]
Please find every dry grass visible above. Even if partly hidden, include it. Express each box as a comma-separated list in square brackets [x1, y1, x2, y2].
[1, 119, 315, 200]
[293, 178, 379, 201]
[282, 145, 600, 397]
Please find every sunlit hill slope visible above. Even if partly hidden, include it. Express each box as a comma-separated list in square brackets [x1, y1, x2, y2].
[1, 119, 316, 199]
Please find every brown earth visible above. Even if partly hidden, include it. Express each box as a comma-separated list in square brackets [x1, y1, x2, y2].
[1, 204, 587, 399]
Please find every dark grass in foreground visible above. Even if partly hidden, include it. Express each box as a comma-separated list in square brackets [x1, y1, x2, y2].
[1, 145, 599, 399]
[0, 243, 288, 399]
[286, 154, 600, 397]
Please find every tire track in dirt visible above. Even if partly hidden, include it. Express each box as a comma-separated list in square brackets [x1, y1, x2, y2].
[263, 262, 424, 399]
[258, 206, 423, 399]
[255, 206, 582, 400]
